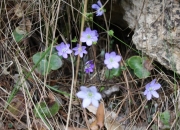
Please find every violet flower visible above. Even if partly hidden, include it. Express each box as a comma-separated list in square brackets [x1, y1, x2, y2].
[80, 27, 98, 46]
[84, 60, 94, 73]
[56, 42, 72, 58]
[144, 79, 161, 100]
[92, 0, 104, 16]
[76, 86, 102, 108]
[72, 44, 87, 58]
[104, 52, 122, 69]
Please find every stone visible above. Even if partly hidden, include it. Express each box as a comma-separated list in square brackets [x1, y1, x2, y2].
[121, 0, 180, 73]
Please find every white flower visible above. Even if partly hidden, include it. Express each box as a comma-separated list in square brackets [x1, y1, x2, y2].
[76, 86, 102, 108]
[104, 52, 122, 69]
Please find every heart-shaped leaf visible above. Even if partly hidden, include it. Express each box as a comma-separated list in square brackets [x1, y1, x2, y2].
[127, 56, 150, 79]
[32, 52, 63, 75]
[33, 52, 44, 64]
[49, 54, 63, 70]
[37, 59, 51, 75]
[34, 101, 60, 118]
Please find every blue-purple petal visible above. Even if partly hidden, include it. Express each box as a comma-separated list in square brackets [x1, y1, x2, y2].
[92, 4, 100, 10]
[91, 99, 99, 107]
[89, 86, 97, 92]
[76, 91, 87, 99]
[151, 91, 159, 98]
[97, 0, 103, 7]
[153, 83, 161, 90]
[94, 93, 102, 100]
[82, 98, 91, 108]
[80, 86, 88, 91]
[150, 79, 156, 86]
[147, 92, 152, 100]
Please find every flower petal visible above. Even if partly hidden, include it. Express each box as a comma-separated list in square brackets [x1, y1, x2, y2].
[105, 53, 110, 59]
[92, 4, 100, 10]
[80, 86, 88, 92]
[66, 49, 72, 54]
[91, 99, 99, 107]
[94, 93, 102, 100]
[62, 53, 68, 58]
[72, 47, 78, 51]
[152, 83, 161, 90]
[151, 91, 159, 98]
[146, 92, 152, 100]
[85, 27, 91, 32]
[114, 55, 122, 62]
[112, 62, 119, 69]
[97, 0, 103, 7]
[79, 53, 83, 58]
[80, 37, 86, 42]
[145, 83, 150, 89]
[144, 89, 148, 95]
[107, 64, 113, 69]
[86, 40, 92, 46]
[96, 10, 104, 16]
[150, 79, 156, 86]
[89, 86, 97, 92]
[110, 52, 116, 57]
[82, 98, 91, 108]
[76, 91, 87, 99]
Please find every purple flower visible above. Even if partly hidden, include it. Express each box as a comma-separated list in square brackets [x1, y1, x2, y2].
[80, 27, 98, 46]
[104, 52, 122, 69]
[84, 60, 94, 73]
[76, 86, 102, 108]
[72, 44, 87, 58]
[56, 42, 72, 58]
[144, 79, 161, 100]
[92, 0, 104, 16]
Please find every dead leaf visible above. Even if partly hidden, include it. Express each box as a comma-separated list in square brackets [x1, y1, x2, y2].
[7, 91, 25, 117]
[59, 125, 88, 130]
[14, 3, 28, 18]
[16, 18, 32, 35]
[121, 125, 146, 130]
[104, 111, 124, 130]
[102, 85, 120, 98]
[32, 119, 48, 130]
[68, 127, 88, 130]
[96, 102, 104, 128]
[87, 105, 97, 115]
[90, 120, 98, 130]
[105, 119, 123, 130]
[143, 58, 154, 71]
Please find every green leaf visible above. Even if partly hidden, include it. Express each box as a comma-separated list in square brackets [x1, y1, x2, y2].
[105, 67, 123, 79]
[32, 52, 51, 75]
[34, 101, 60, 118]
[86, 13, 93, 21]
[127, 56, 150, 79]
[100, 86, 105, 92]
[33, 52, 62, 75]
[12, 29, 25, 43]
[33, 52, 44, 64]
[71, 37, 77, 43]
[49, 54, 63, 70]
[92, 41, 97, 45]
[46, 47, 57, 56]
[107, 30, 114, 37]
[159, 110, 170, 127]
[37, 59, 51, 75]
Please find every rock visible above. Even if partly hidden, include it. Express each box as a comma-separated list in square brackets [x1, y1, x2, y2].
[121, 0, 180, 73]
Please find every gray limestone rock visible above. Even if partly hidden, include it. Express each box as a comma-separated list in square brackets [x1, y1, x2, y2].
[121, 0, 180, 73]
